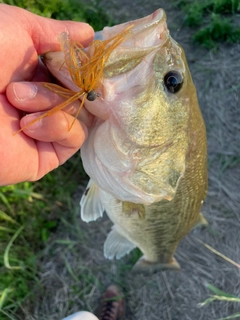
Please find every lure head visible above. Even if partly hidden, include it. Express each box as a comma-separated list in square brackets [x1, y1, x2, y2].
[86, 90, 98, 101]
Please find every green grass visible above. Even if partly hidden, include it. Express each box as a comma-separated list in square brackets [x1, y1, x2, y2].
[194, 13, 240, 48]
[200, 283, 240, 320]
[219, 155, 240, 174]
[0, 154, 89, 318]
[0, 0, 113, 30]
[178, 0, 240, 48]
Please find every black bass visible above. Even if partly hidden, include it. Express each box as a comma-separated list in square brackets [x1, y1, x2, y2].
[45, 9, 208, 271]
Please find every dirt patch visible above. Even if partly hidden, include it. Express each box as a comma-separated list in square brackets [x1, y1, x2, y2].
[19, 1, 240, 320]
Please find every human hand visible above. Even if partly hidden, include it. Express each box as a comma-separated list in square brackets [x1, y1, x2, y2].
[0, 4, 94, 185]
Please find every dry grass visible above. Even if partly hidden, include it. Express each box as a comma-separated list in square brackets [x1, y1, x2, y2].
[14, 1, 240, 319]
[19, 193, 240, 320]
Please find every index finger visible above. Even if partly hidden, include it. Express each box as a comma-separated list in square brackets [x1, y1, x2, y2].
[6, 81, 94, 128]
[0, 5, 94, 91]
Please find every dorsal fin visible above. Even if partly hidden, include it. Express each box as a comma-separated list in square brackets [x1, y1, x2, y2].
[80, 180, 104, 222]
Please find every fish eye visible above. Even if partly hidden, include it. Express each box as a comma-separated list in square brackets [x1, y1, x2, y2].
[87, 90, 97, 101]
[164, 71, 183, 93]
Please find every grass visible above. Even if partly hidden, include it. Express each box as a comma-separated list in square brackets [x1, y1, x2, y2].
[200, 283, 240, 320]
[0, 0, 113, 30]
[0, 154, 89, 318]
[177, 0, 240, 48]
[194, 13, 240, 48]
[195, 238, 240, 319]
[219, 155, 240, 174]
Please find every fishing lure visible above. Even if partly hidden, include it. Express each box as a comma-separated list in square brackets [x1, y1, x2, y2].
[14, 25, 133, 134]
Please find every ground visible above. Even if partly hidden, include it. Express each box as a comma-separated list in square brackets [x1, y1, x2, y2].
[20, 1, 240, 319]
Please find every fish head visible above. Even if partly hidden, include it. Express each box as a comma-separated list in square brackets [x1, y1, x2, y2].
[82, 9, 199, 204]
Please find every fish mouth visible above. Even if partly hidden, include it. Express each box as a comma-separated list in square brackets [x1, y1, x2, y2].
[43, 9, 169, 122]
[101, 9, 167, 47]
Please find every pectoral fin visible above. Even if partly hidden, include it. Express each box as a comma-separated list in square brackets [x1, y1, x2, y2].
[80, 180, 104, 222]
[133, 256, 181, 272]
[104, 226, 136, 260]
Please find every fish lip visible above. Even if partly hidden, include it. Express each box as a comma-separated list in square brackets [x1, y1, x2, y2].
[132, 9, 166, 33]
[101, 9, 168, 47]
[95, 9, 167, 47]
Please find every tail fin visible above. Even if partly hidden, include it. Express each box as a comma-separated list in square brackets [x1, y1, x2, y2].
[133, 256, 181, 273]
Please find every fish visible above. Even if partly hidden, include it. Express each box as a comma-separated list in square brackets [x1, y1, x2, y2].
[44, 9, 208, 271]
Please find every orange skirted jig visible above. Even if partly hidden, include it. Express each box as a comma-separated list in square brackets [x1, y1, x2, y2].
[14, 25, 133, 135]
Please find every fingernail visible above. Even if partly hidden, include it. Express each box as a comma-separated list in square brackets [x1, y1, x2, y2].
[22, 113, 42, 131]
[13, 82, 38, 101]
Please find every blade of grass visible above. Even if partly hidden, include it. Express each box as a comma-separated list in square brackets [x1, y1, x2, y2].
[0, 288, 14, 309]
[205, 283, 238, 298]
[4, 225, 25, 270]
[0, 193, 13, 214]
[63, 255, 79, 282]
[0, 211, 17, 224]
[194, 237, 240, 268]
[0, 308, 15, 320]
[0, 226, 15, 233]
[219, 313, 240, 320]
[12, 189, 45, 200]
[200, 295, 240, 306]
[54, 239, 77, 245]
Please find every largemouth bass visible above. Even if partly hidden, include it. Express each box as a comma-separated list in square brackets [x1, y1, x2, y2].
[45, 9, 208, 271]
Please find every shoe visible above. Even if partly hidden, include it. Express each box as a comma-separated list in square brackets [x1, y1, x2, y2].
[98, 285, 125, 320]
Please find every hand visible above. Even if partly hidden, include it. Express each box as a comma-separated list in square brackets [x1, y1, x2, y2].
[0, 4, 94, 185]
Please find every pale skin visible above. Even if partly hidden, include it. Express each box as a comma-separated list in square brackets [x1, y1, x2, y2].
[0, 4, 95, 185]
